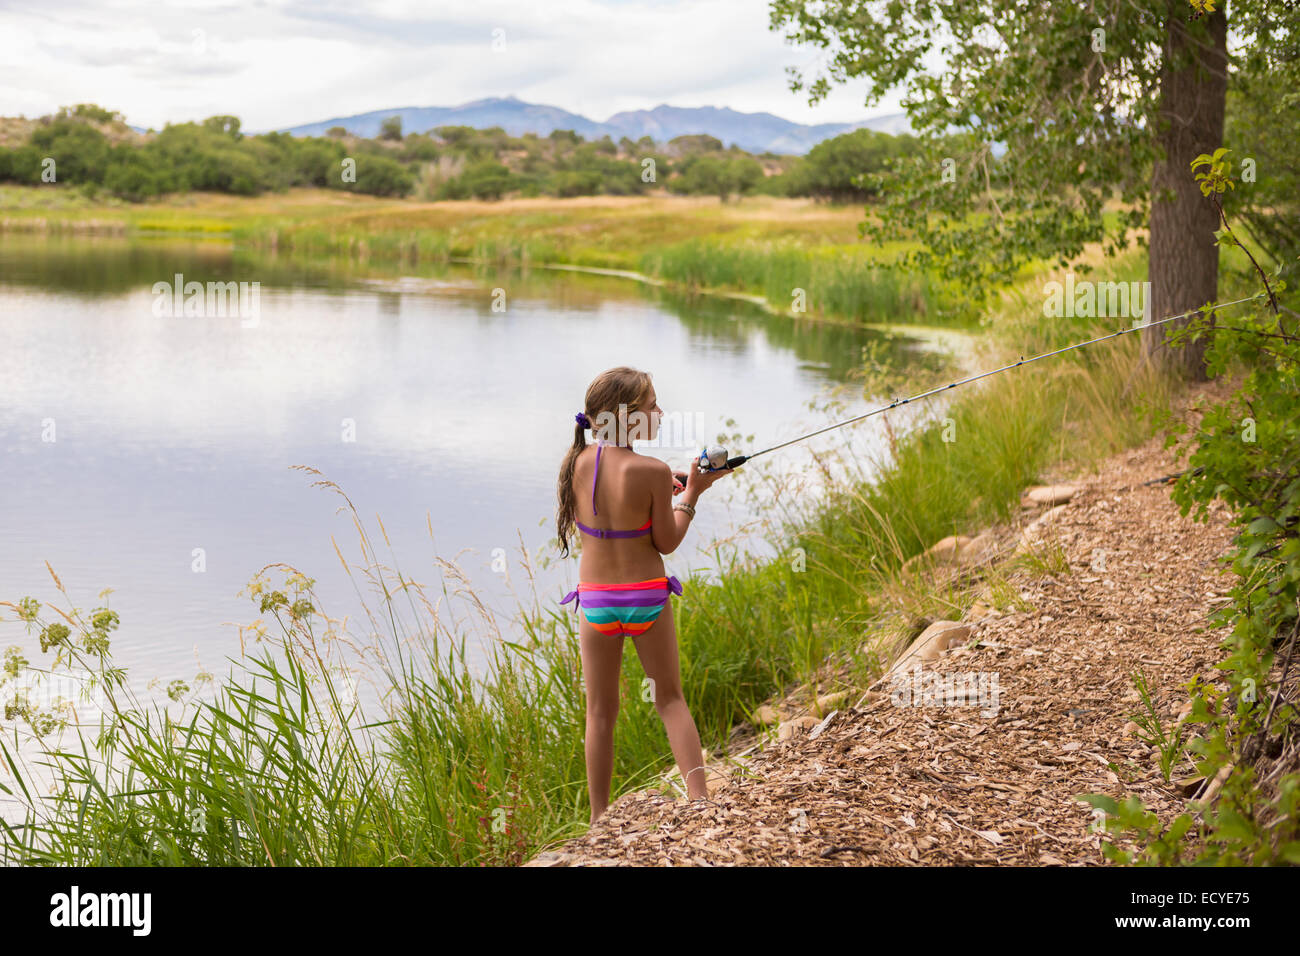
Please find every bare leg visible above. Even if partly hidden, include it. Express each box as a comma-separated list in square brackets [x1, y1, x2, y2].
[579, 619, 624, 824]
[631, 599, 709, 801]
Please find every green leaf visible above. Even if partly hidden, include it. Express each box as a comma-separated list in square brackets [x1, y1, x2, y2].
[1078, 793, 1118, 815]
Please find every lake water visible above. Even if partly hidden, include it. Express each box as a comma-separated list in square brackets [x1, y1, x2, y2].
[0, 233, 953, 733]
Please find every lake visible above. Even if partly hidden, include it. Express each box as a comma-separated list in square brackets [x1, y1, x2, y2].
[0, 232, 954, 723]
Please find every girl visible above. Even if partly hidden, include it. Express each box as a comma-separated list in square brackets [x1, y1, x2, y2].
[556, 366, 736, 824]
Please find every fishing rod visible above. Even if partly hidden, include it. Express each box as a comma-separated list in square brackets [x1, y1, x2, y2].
[694, 292, 1266, 473]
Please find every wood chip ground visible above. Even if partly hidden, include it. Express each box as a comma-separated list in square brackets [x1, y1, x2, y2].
[526, 395, 1239, 867]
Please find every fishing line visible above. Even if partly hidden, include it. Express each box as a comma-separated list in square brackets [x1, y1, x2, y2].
[696, 292, 1266, 472]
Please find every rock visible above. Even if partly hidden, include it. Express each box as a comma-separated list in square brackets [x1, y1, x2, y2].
[815, 691, 848, 712]
[1123, 721, 1140, 735]
[1027, 484, 1079, 506]
[752, 704, 781, 727]
[902, 535, 969, 573]
[902, 533, 996, 573]
[1014, 504, 1072, 554]
[777, 715, 821, 740]
[925, 534, 972, 562]
[965, 531, 997, 562]
[889, 620, 971, 675]
[1029, 503, 1070, 533]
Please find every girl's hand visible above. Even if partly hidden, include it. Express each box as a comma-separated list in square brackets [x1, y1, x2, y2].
[671, 472, 688, 496]
[684, 460, 737, 498]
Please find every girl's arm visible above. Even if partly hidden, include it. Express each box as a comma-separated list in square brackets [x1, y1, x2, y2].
[649, 461, 697, 555]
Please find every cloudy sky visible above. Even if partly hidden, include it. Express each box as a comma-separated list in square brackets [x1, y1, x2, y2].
[0, 0, 910, 132]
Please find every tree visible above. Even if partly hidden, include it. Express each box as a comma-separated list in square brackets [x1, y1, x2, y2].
[800, 128, 921, 203]
[727, 155, 764, 198]
[28, 118, 112, 184]
[435, 125, 477, 149]
[669, 154, 763, 202]
[669, 154, 727, 199]
[547, 129, 582, 149]
[379, 115, 403, 141]
[337, 152, 415, 197]
[1220, 4, 1300, 278]
[202, 115, 242, 138]
[57, 104, 122, 124]
[768, 0, 1283, 379]
[668, 133, 724, 157]
[453, 159, 515, 200]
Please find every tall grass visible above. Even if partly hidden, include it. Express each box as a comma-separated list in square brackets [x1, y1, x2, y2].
[1, 254, 1185, 866]
[639, 238, 965, 325]
[227, 226, 963, 325]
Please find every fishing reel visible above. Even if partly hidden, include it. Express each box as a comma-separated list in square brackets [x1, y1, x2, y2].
[694, 445, 750, 474]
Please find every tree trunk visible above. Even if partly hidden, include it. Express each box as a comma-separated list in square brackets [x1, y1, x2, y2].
[1142, 4, 1228, 381]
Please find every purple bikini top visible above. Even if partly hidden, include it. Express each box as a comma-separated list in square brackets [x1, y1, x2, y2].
[575, 439, 653, 539]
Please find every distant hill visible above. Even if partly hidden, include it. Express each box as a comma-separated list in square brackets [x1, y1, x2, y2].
[271, 95, 914, 155]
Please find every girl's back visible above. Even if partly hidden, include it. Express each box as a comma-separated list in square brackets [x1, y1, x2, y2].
[572, 442, 664, 583]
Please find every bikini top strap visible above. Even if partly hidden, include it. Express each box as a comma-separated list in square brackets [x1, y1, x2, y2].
[591, 440, 602, 515]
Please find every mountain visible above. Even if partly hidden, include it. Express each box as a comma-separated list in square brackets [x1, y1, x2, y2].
[271, 95, 914, 155]
[602, 103, 914, 154]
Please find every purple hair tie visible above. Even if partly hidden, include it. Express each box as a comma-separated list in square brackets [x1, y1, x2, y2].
[575, 411, 591, 428]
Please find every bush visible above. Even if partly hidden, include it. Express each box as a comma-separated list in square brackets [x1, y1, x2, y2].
[798, 128, 922, 203]
[445, 160, 515, 200]
[27, 118, 112, 185]
[337, 153, 415, 197]
[1084, 281, 1300, 864]
[0, 146, 48, 185]
[104, 151, 172, 201]
[56, 104, 122, 123]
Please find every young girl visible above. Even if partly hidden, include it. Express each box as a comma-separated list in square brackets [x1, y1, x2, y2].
[556, 366, 736, 824]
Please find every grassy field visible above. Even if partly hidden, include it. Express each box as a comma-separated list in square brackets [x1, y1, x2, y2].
[0, 186, 1131, 326]
[5, 231, 1257, 866]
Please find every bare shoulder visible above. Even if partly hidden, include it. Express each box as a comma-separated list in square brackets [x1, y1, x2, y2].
[633, 454, 671, 488]
[635, 455, 672, 476]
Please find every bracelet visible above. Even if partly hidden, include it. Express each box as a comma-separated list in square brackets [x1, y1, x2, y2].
[673, 502, 696, 519]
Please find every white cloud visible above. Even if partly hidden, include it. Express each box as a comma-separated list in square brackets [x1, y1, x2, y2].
[0, 0, 902, 131]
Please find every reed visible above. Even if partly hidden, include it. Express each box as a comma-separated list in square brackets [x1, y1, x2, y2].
[638, 238, 964, 325]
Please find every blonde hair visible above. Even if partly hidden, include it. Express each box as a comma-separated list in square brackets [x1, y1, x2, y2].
[555, 366, 654, 559]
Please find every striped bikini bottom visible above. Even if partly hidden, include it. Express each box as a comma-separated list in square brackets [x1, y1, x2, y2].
[560, 575, 683, 637]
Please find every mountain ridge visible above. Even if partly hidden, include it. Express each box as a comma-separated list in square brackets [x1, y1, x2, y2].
[268, 96, 914, 154]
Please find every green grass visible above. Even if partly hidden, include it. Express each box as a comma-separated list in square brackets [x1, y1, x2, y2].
[638, 237, 959, 325]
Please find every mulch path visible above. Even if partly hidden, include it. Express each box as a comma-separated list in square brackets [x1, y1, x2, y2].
[526, 402, 1239, 866]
